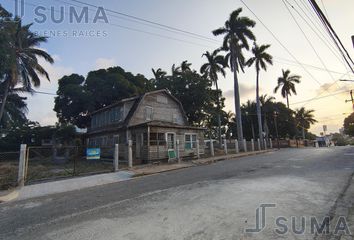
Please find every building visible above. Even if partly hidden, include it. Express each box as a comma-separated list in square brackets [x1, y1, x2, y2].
[86, 89, 205, 164]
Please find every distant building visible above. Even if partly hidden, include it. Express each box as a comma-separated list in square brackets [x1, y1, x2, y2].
[86, 89, 205, 164]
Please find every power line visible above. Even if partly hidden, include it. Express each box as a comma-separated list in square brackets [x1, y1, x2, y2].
[239, 0, 339, 97]
[290, 89, 349, 106]
[23, 0, 214, 48]
[53, 0, 219, 45]
[281, 0, 340, 90]
[308, 0, 354, 73]
[68, 0, 219, 43]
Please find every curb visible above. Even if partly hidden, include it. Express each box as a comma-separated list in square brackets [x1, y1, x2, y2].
[132, 150, 275, 177]
[0, 189, 20, 203]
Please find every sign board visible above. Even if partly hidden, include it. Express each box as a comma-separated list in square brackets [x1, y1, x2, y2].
[168, 149, 176, 160]
[86, 148, 101, 160]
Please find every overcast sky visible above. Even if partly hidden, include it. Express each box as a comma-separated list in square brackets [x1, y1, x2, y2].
[3, 0, 354, 134]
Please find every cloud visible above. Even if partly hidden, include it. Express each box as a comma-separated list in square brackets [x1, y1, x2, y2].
[223, 83, 257, 99]
[25, 56, 74, 126]
[316, 82, 351, 96]
[95, 58, 117, 70]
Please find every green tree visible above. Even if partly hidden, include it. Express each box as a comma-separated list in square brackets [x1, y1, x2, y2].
[200, 49, 227, 146]
[0, 17, 54, 124]
[155, 62, 221, 126]
[246, 43, 273, 147]
[54, 67, 153, 128]
[343, 113, 354, 136]
[213, 8, 256, 141]
[294, 107, 317, 139]
[274, 69, 301, 108]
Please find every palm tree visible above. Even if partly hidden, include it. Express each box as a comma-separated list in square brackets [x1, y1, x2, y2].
[213, 8, 256, 141]
[152, 68, 167, 80]
[0, 19, 54, 123]
[274, 69, 301, 108]
[200, 49, 227, 146]
[180, 60, 192, 72]
[294, 107, 317, 139]
[246, 43, 273, 148]
[259, 94, 275, 139]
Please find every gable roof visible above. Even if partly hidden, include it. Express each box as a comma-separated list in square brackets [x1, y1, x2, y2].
[89, 89, 189, 127]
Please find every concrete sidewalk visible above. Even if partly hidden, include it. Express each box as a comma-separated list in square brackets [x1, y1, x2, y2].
[0, 149, 273, 203]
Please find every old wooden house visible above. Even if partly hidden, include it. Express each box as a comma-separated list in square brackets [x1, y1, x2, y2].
[86, 89, 205, 164]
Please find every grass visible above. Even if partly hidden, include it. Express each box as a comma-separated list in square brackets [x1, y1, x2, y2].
[0, 158, 114, 190]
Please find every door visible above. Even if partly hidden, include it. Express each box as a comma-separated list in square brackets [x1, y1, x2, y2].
[167, 133, 175, 150]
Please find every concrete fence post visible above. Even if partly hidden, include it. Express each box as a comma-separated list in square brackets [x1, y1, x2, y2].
[264, 139, 267, 150]
[210, 138, 215, 157]
[18, 144, 27, 187]
[223, 139, 228, 155]
[114, 144, 119, 172]
[196, 139, 200, 159]
[176, 139, 181, 163]
[257, 138, 261, 151]
[128, 140, 133, 168]
[269, 138, 273, 149]
[251, 139, 255, 152]
[235, 139, 239, 154]
[243, 139, 247, 152]
[315, 141, 319, 148]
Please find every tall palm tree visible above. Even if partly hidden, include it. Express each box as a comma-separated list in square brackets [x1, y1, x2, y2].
[180, 60, 192, 72]
[0, 19, 54, 123]
[200, 49, 227, 146]
[213, 8, 256, 141]
[294, 107, 317, 139]
[246, 43, 273, 148]
[274, 69, 301, 108]
[152, 68, 167, 80]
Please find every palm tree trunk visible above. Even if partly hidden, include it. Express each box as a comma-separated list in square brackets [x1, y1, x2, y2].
[256, 70, 264, 149]
[302, 127, 305, 140]
[233, 66, 243, 142]
[214, 80, 223, 149]
[286, 94, 290, 108]
[251, 120, 255, 140]
[0, 80, 10, 125]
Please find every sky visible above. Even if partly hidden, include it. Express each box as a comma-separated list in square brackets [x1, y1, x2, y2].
[2, 0, 354, 134]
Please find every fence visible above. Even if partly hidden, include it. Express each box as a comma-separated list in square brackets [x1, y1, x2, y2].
[1, 137, 276, 189]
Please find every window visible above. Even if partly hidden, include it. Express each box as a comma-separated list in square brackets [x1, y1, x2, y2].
[145, 106, 153, 121]
[172, 113, 178, 123]
[185, 134, 197, 149]
[157, 95, 168, 104]
[149, 132, 165, 146]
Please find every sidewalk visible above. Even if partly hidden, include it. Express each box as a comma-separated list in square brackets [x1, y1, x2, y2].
[0, 149, 274, 203]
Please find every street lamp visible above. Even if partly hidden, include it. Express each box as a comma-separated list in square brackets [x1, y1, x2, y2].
[273, 111, 280, 149]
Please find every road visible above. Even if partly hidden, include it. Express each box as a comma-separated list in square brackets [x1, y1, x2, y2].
[1, 147, 354, 239]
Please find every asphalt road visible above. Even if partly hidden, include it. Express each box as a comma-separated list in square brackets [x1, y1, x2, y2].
[1, 147, 354, 239]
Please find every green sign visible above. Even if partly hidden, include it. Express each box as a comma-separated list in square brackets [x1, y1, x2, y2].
[168, 149, 176, 159]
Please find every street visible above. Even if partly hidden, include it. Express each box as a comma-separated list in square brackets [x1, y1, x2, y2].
[1, 147, 354, 239]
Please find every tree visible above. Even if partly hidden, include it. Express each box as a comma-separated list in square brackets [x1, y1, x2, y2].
[343, 112, 354, 136]
[0, 17, 54, 124]
[154, 62, 222, 126]
[0, 83, 28, 129]
[294, 107, 317, 139]
[274, 69, 301, 108]
[246, 43, 273, 147]
[213, 8, 256, 141]
[54, 67, 153, 128]
[200, 49, 227, 146]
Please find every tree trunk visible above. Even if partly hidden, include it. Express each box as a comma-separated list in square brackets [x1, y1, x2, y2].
[256, 70, 264, 148]
[233, 64, 243, 142]
[251, 120, 255, 140]
[286, 94, 290, 108]
[302, 127, 305, 140]
[0, 80, 10, 125]
[214, 80, 223, 149]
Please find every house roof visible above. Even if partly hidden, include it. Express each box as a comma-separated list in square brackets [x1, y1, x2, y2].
[89, 89, 189, 127]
